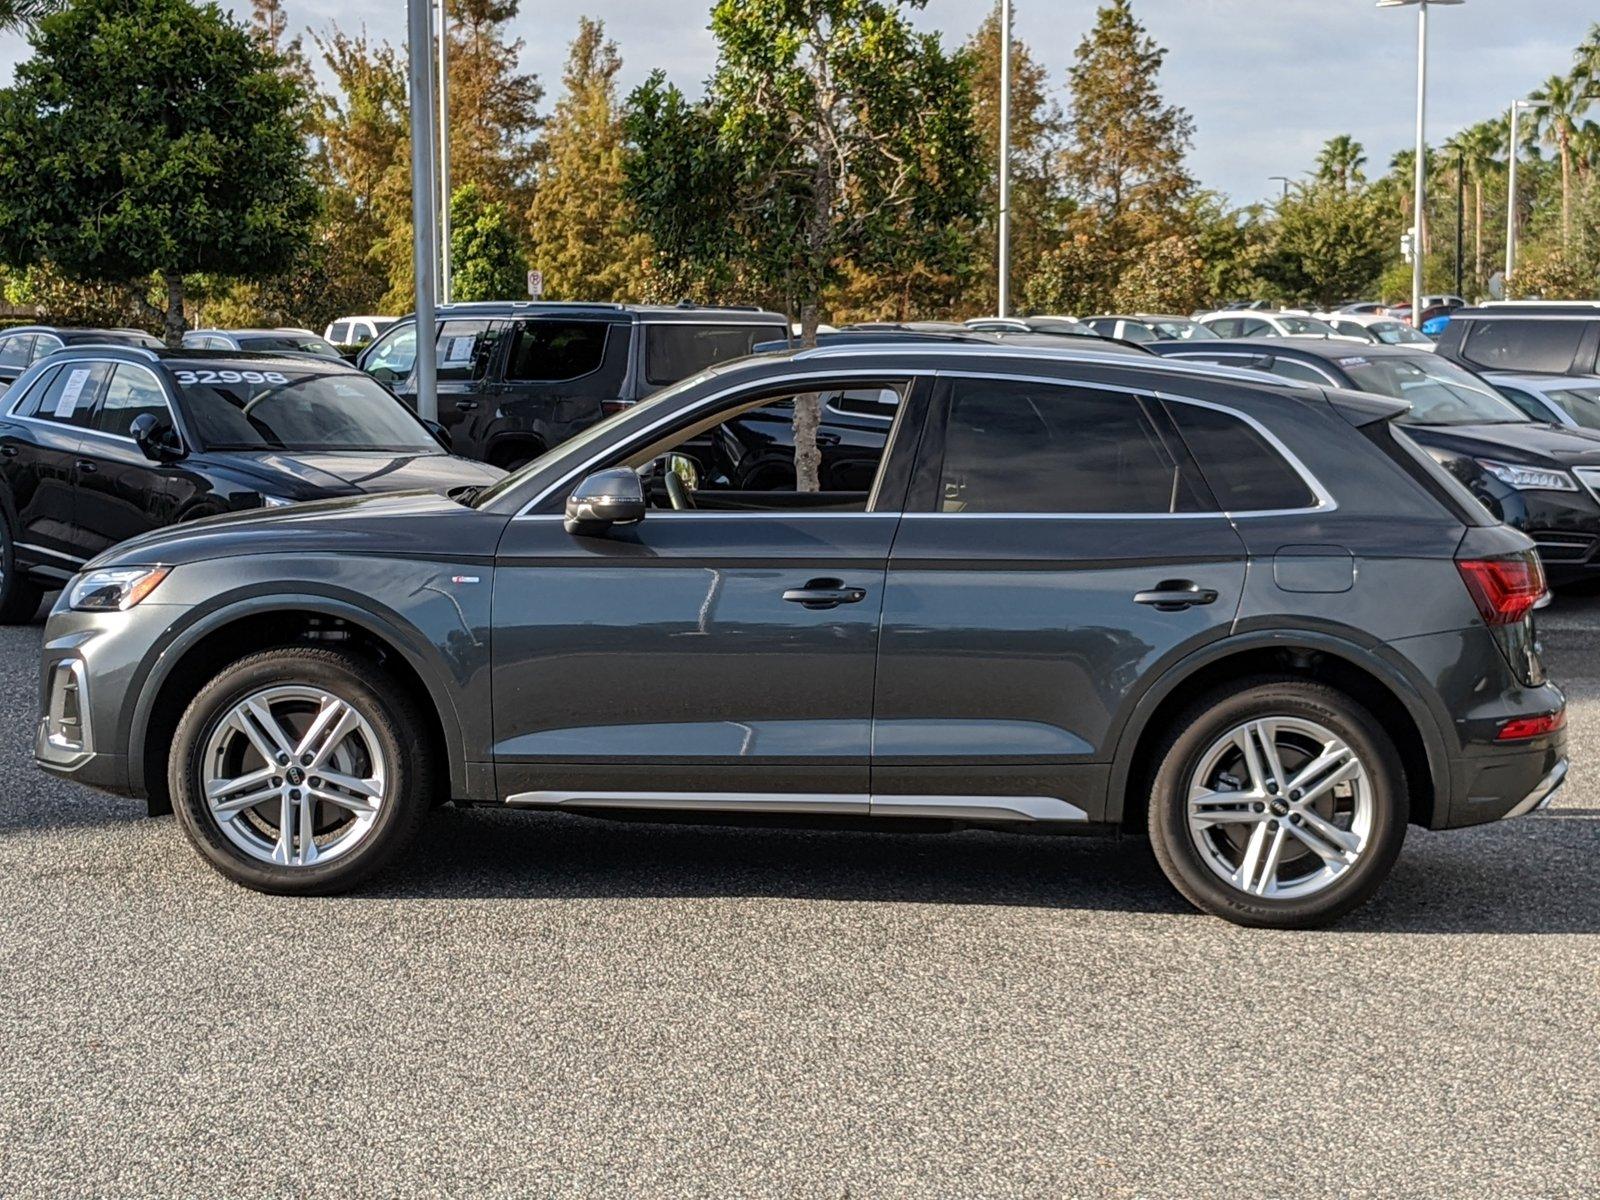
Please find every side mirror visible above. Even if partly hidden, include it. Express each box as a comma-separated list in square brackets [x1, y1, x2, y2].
[564, 468, 647, 535]
[129, 413, 184, 463]
[423, 418, 452, 451]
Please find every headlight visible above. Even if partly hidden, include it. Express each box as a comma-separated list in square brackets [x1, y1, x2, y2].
[67, 567, 171, 612]
[260, 495, 296, 508]
[1475, 459, 1578, 492]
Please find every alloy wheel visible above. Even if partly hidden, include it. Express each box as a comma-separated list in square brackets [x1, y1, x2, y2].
[1185, 716, 1373, 900]
[200, 685, 388, 868]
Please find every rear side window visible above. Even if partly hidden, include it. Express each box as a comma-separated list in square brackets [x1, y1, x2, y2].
[19, 361, 109, 427]
[1165, 401, 1318, 512]
[644, 324, 765, 387]
[936, 379, 1206, 514]
[1460, 319, 1586, 373]
[29, 335, 61, 363]
[505, 320, 608, 382]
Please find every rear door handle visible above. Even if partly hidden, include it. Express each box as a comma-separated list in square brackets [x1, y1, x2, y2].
[454, 399, 479, 411]
[1134, 580, 1218, 611]
[0, 445, 17, 457]
[782, 578, 868, 610]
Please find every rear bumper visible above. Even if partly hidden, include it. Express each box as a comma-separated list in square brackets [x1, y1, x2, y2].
[1501, 758, 1567, 820]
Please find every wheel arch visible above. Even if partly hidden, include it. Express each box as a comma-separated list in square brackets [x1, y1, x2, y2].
[1106, 630, 1453, 832]
[128, 592, 474, 814]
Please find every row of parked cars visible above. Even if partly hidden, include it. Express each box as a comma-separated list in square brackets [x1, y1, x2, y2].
[11, 296, 1592, 927]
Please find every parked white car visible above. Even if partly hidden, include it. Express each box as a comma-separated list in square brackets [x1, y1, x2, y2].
[1488, 372, 1600, 432]
[1194, 311, 1363, 341]
[1318, 310, 1436, 349]
[325, 315, 397, 348]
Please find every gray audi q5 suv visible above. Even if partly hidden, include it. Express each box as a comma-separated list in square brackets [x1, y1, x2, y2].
[35, 344, 1567, 927]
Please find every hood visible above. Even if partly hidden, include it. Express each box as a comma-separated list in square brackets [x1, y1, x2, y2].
[203, 449, 503, 499]
[1402, 421, 1600, 468]
[86, 489, 511, 571]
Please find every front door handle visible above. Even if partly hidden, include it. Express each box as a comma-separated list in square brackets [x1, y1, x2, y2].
[782, 578, 868, 610]
[1134, 580, 1219, 612]
[75, 459, 98, 474]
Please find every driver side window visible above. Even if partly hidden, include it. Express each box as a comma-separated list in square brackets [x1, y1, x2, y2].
[626, 381, 909, 515]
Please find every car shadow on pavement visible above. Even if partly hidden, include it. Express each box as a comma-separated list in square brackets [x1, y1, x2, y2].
[353, 805, 1600, 935]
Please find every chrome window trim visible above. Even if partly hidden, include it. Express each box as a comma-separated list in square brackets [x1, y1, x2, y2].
[514, 364, 1336, 521]
[16, 541, 86, 563]
[86, 361, 182, 446]
[5, 357, 177, 444]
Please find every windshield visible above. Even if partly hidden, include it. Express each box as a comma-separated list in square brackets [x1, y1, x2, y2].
[172, 366, 442, 452]
[1338, 354, 1529, 426]
[1369, 321, 1432, 346]
[1280, 317, 1337, 336]
[1152, 320, 1216, 340]
[1545, 386, 1600, 432]
[237, 335, 343, 359]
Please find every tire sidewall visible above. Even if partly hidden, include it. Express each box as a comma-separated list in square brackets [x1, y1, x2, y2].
[170, 651, 423, 894]
[1149, 681, 1408, 928]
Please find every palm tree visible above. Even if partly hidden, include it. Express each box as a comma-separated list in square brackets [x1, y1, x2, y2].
[1456, 122, 1502, 292]
[0, 1, 63, 32]
[1531, 73, 1592, 247]
[1574, 120, 1600, 185]
[1315, 135, 1367, 191]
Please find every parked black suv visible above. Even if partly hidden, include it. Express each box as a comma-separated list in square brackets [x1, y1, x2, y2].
[37, 343, 1565, 927]
[357, 301, 790, 469]
[0, 346, 501, 620]
[1435, 303, 1600, 377]
[0, 326, 162, 391]
[1151, 337, 1600, 581]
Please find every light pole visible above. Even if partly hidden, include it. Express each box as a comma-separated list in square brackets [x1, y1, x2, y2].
[435, 0, 452, 305]
[406, 0, 439, 421]
[1268, 175, 1292, 200]
[1505, 97, 1544, 294]
[1378, 0, 1463, 325]
[996, 0, 1012, 318]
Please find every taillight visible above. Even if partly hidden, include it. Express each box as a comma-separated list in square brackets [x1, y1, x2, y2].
[1497, 710, 1565, 741]
[1457, 554, 1546, 626]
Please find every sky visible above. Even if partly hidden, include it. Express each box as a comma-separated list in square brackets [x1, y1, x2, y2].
[0, 0, 1592, 204]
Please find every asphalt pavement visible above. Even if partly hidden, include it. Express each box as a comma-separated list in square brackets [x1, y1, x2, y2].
[1, 600, 1597, 1198]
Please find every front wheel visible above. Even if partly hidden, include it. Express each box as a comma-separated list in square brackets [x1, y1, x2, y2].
[1146, 678, 1408, 928]
[169, 647, 434, 894]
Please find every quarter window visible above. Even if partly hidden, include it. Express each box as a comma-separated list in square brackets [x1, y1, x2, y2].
[93, 365, 172, 438]
[1165, 402, 1317, 512]
[1460, 319, 1588, 373]
[0, 335, 33, 367]
[504, 320, 608, 382]
[28, 335, 60, 363]
[644, 324, 766, 387]
[936, 379, 1206, 514]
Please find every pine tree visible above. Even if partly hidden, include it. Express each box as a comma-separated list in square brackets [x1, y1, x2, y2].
[528, 17, 651, 302]
[449, 183, 526, 301]
[445, 0, 544, 216]
[1059, 0, 1194, 245]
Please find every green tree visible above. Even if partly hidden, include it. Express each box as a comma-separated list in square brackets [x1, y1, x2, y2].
[1315, 135, 1367, 191]
[1257, 184, 1390, 308]
[528, 17, 651, 302]
[624, 0, 983, 490]
[0, 0, 318, 345]
[1059, 0, 1194, 246]
[448, 182, 525, 301]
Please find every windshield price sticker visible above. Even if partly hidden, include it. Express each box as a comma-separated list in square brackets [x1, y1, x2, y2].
[174, 369, 290, 386]
[445, 335, 475, 364]
[55, 368, 93, 417]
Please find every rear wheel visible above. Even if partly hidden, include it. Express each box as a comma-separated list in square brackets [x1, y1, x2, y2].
[0, 507, 43, 624]
[1146, 678, 1408, 928]
[169, 647, 434, 894]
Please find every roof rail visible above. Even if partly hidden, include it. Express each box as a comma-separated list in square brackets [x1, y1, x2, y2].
[46, 342, 161, 362]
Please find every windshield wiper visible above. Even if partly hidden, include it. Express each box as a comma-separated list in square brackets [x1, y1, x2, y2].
[449, 484, 484, 506]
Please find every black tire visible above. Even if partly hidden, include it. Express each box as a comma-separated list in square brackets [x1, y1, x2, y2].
[168, 646, 434, 895]
[0, 505, 44, 624]
[1146, 676, 1408, 929]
